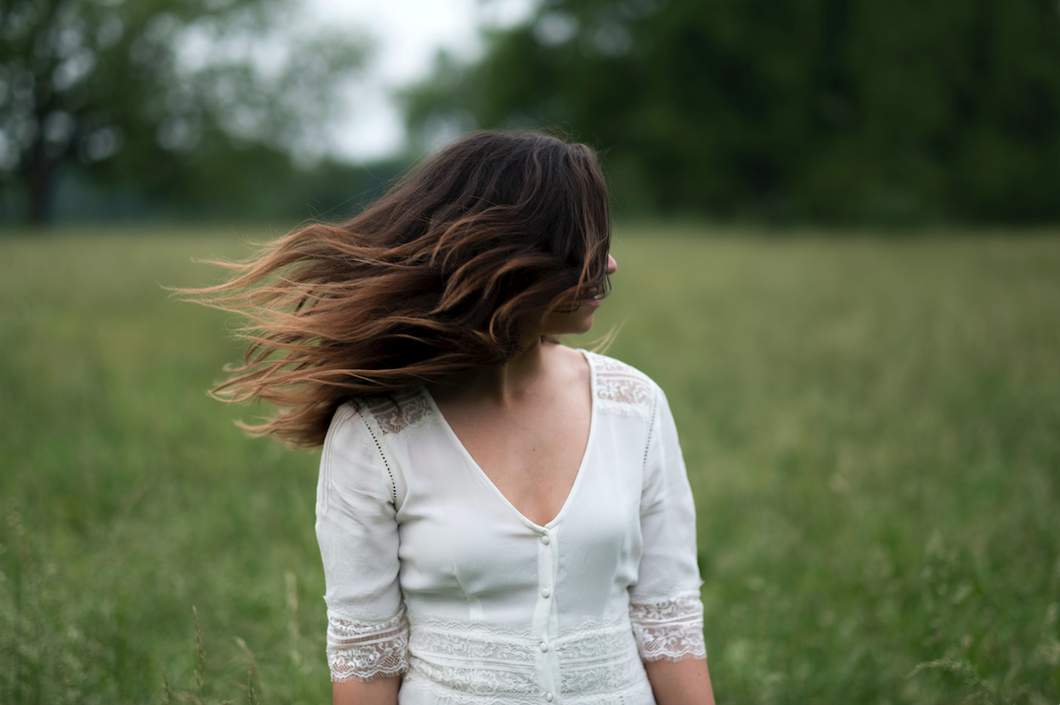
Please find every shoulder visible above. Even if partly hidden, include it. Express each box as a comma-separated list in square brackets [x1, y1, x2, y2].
[585, 350, 657, 384]
[345, 387, 433, 437]
[322, 401, 367, 452]
[324, 388, 432, 463]
[319, 395, 420, 510]
[583, 351, 661, 419]
[321, 401, 394, 475]
[321, 389, 429, 481]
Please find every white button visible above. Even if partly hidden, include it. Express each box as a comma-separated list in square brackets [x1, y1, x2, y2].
[539, 641, 549, 652]
[545, 693, 554, 702]
[541, 587, 551, 598]
[540, 534, 550, 545]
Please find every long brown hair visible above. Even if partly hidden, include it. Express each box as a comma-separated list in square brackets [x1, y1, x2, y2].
[184, 130, 612, 447]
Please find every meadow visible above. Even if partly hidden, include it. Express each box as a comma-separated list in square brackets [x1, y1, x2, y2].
[1, 225, 1057, 704]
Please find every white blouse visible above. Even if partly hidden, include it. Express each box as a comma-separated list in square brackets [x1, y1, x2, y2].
[315, 350, 706, 704]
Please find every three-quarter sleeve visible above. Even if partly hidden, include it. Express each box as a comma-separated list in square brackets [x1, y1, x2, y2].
[315, 404, 409, 683]
[629, 387, 708, 662]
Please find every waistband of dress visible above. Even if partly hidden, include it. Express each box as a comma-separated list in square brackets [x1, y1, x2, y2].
[407, 614, 639, 667]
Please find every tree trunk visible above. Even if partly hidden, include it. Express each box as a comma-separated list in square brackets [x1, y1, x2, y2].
[27, 150, 56, 226]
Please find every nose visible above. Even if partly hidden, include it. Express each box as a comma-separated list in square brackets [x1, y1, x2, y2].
[606, 254, 618, 275]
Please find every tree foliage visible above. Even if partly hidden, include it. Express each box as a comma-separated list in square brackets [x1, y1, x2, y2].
[405, 0, 1060, 224]
[0, 0, 368, 223]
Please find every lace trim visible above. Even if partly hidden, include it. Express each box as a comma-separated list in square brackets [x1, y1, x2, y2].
[410, 618, 536, 669]
[405, 669, 654, 705]
[555, 619, 643, 695]
[358, 387, 432, 435]
[591, 354, 655, 418]
[404, 615, 645, 699]
[326, 606, 409, 683]
[629, 593, 707, 662]
[559, 659, 645, 696]
[555, 617, 637, 665]
[408, 659, 538, 698]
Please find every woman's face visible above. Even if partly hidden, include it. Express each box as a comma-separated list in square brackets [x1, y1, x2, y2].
[541, 254, 618, 336]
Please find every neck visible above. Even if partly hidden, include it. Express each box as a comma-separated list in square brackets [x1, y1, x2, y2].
[478, 335, 551, 404]
[430, 336, 552, 405]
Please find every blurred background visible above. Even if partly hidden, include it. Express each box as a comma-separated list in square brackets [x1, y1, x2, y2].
[1, 0, 1057, 226]
[1, 1, 1058, 703]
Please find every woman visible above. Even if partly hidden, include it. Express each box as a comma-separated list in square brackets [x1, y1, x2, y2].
[194, 131, 715, 704]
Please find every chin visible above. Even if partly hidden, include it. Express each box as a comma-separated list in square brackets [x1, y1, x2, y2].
[540, 305, 596, 337]
[558, 315, 595, 337]
[573, 316, 595, 335]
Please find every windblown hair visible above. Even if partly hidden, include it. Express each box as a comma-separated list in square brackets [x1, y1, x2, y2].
[185, 131, 612, 448]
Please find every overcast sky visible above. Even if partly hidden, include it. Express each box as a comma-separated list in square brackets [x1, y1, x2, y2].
[302, 0, 537, 161]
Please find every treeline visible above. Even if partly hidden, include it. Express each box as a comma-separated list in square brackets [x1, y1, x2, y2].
[406, 0, 1060, 224]
[0, 146, 405, 226]
[0, 0, 375, 226]
[3, 0, 1056, 227]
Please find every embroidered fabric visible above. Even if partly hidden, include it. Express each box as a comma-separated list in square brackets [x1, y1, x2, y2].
[409, 617, 535, 665]
[359, 387, 433, 435]
[592, 354, 655, 419]
[326, 607, 410, 683]
[401, 615, 648, 702]
[407, 660, 538, 701]
[555, 618, 644, 695]
[406, 670, 655, 705]
[629, 594, 707, 662]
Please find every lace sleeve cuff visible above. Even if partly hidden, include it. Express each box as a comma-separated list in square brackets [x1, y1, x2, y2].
[629, 593, 707, 662]
[326, 606, 409, 683]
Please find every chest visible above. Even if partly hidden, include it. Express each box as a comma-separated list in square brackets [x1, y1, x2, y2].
[395, 411, 649, 610]
[438, 388, 592, 527]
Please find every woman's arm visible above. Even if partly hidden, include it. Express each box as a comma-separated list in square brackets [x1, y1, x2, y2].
[633, 386, 715, 704]
[645, 657, 716, 705]
[316, 407, 409, 692]
[333, 676, 400, 705]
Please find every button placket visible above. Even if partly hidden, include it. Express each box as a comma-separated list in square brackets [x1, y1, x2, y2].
[533, 527, 559, 700]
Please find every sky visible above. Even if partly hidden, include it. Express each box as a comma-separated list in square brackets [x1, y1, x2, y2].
[301, 0, 538, 162]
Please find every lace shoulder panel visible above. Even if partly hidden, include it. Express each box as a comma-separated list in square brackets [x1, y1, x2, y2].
[629, 593, 707, 662]
[589, 352, 657, 418]
[354, 386, 432, 435]
[326, 605, 409, 683]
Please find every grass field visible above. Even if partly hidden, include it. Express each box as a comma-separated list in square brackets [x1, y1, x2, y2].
[1, 225, 1058, 704]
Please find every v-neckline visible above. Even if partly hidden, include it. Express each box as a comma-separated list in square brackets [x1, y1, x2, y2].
[420, 349, 597, 531]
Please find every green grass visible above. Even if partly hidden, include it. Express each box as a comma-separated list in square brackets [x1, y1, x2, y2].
[1, 224, 1058, 704]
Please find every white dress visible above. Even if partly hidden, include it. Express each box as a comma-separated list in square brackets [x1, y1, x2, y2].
[315, 351, 706, 704]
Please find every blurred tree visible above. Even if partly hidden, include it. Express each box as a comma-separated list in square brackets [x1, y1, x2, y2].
[0, 0, 368, 224]
[406, 0, 1059, 224]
